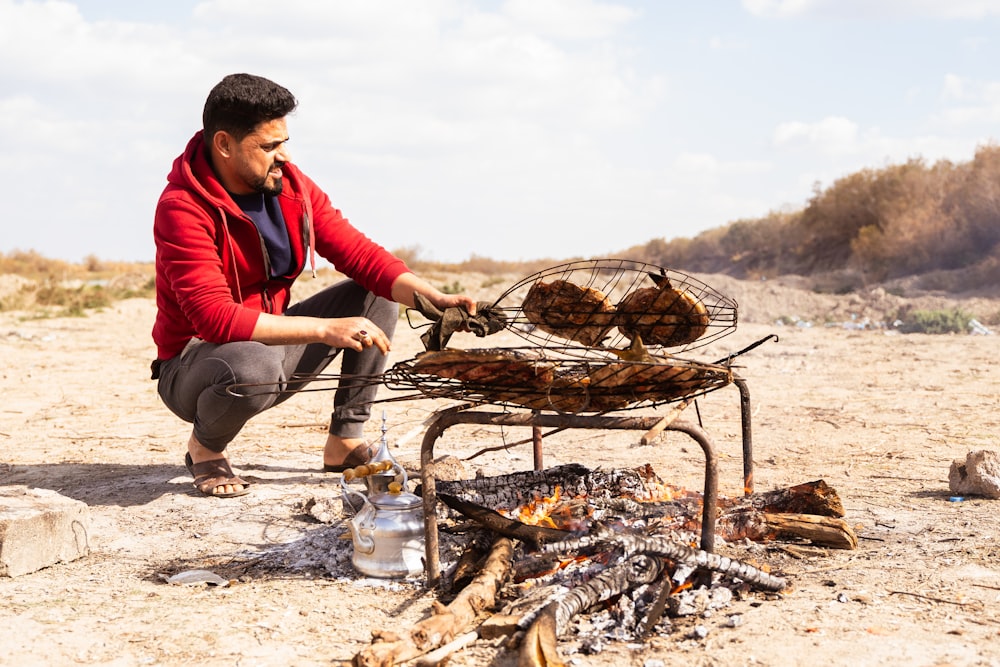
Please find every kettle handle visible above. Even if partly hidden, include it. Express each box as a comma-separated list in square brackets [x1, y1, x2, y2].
[342, 460, 409, 491]
[348, 501, 377, 554]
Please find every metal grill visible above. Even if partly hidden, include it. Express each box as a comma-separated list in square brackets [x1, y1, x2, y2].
[385, 348, 733, 414]
[385, 259, 740, 413]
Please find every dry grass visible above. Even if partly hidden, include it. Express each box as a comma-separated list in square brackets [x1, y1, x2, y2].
[0, 250, 155, 316]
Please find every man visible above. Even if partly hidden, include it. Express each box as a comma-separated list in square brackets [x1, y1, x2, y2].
[152, 73, 475, 498]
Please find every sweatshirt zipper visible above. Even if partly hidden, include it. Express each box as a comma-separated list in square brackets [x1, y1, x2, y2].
[255, 227, 275, 313]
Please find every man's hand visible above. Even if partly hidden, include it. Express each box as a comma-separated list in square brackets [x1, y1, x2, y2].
[251, 313, 390, 353]
[317, 316, 391, 353]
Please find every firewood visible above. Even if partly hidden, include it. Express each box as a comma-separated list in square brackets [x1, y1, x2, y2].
[352, 537, 514, 667]
[518, 556, 664, 667]
[480, 584, 568, 639]
[517, 603, 564, 667]
[450, 534, 490, 592]
[552, 554, 665, 633]
[429, 463, 671, 511]
[747, 480, 845, 517]
[543, 533, 787, 592]
[410, 631, 478, 667]
[761, 512, 858, 550]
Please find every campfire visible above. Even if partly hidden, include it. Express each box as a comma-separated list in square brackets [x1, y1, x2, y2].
[342, 260, 859, 665]
[223, 259, 856, 664]
[351, 463, 856, 667]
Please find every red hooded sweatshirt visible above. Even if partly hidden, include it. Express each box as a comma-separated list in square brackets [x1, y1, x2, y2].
[152, 131, 410, 360]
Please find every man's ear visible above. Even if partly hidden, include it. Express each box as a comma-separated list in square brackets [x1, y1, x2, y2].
[212, 130, 234, 158]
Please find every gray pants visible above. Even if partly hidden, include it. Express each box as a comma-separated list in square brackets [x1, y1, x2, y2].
[156, 280, 398, 453]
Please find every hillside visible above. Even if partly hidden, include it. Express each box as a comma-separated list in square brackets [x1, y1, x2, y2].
[620, 144, 1000, 296]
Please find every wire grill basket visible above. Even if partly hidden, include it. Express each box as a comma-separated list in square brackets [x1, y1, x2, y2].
[490, 259, 737, 357]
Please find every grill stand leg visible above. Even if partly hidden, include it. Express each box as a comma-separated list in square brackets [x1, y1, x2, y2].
[419, 410, 719, 589]
[734, 377, 754, 495]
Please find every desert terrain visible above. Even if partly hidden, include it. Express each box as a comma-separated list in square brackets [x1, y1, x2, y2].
[2, 269, 999, 666]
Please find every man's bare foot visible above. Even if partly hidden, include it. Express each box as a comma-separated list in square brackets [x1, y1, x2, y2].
[323, 434, 374, 472]
[187, 433, 248, 497]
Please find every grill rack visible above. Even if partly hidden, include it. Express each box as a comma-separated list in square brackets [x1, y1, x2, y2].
[384, 348, 734, 414]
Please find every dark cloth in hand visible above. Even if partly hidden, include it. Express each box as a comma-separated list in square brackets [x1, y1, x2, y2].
[413, 292, 507, 350]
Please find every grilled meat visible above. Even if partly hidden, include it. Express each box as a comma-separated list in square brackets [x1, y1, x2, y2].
[521, 279, 616, 346]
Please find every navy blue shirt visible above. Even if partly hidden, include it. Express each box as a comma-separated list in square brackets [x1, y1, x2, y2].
[230, 192, 292, 278]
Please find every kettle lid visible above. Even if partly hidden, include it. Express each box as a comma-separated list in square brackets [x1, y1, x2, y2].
[369, 490, 422, 510]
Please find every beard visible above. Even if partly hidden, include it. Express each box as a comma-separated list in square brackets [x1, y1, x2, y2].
[259, 177, 283, 196]
[249, 162, 285, 196]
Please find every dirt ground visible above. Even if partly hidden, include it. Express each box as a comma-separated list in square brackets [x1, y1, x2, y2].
[2, 272, 1000, 667]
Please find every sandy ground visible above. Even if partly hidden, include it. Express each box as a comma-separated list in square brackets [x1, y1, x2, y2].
[2, 272, 1000, 667]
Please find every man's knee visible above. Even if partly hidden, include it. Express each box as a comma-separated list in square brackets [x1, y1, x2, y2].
[214, 341, 285, 387]
[368, 296, 399, 336]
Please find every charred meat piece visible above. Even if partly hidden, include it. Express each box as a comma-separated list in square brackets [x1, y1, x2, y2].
[411, 348, 555, 388]
[587, 360, 731, 404]
[615, 277, 710, 348]
[521, 279, 616, 346]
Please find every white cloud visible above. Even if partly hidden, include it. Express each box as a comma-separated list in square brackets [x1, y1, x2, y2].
[742, 0, 1000, 19]
[773, 116, 861, 155]
[502, 0, 637, 40]
[2, 1, 999, 262]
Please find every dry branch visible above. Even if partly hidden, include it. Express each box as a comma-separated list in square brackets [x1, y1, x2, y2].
[352, 537, 514, 667]
[639, 397, 694, 445]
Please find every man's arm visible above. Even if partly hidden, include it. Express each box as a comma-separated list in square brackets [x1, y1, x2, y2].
[249, 272, 475, 354]
[389, 272, 477, 314]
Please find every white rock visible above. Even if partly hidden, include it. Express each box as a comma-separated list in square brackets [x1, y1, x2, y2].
[949, 450, 1000, 499]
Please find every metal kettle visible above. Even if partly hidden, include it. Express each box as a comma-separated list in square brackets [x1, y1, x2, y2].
[340, 445, 424, 579]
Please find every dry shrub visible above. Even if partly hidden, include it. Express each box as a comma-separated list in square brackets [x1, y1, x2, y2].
[0, 251, 155, 314]
[619, 147, 1000, 293]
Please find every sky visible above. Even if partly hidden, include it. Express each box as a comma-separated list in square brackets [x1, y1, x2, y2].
[3, 0, 1000, 265]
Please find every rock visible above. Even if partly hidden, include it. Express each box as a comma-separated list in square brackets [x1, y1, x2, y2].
[0, 487, 91, 577]
[949, 450, 1000, 499]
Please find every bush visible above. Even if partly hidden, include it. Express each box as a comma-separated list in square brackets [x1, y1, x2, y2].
[897, 308, 973, 334]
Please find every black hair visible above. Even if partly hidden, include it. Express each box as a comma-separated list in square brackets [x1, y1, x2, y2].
[202, 73, 298, 140]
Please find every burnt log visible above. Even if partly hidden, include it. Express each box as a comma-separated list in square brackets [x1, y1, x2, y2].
[744, 479, 845, 517]
[519, 555, 665, 667]
[433, 466, 855, 550]
[428, 463, 672, 510]
[353, 536, 514, 667]
[761, 512, 858, 550]
[712, 480, 856, 549]
[480, 584, 568, 640]
[437, 493, 571, 549]
[542, 533, 786, 592]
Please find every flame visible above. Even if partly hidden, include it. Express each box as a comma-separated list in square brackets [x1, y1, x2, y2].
[499, 485, 594, 531]
[515, 485, 563, 527]
[671, 581, 693, 595]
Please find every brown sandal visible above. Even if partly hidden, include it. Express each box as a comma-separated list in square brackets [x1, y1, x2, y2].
[322, 443, 375, 473]
[184, 453, 251, 498]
